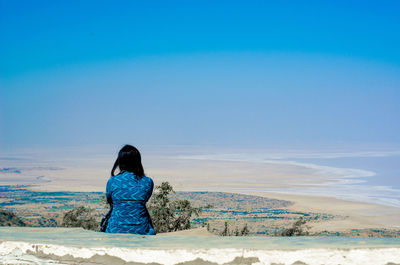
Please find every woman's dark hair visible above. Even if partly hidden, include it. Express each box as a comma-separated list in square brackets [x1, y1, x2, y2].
[111, 145, 145, 177]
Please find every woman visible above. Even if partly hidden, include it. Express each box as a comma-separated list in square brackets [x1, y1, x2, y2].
[105, 145, 156, 235]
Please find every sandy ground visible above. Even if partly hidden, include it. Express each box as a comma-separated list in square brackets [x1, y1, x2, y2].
[226, 191, 400, 231]
[159, 227, 215, 237]
[19, 156, 335, 192]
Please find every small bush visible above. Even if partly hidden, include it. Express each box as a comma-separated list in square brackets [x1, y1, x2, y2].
[147, 182, 203, 233]
[0, 209, 27, 227]
[62, 206, 99, 231]
[274, 216, 310, 236]
[240, 223, 250, 236]
[220, 221, 250, 236]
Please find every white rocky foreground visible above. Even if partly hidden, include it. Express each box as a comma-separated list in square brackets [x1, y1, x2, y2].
[1, 227, 400, 265]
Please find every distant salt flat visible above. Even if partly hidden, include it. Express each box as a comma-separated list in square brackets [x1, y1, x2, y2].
[176, 149, 400, 208]
[1, 227, 400, 265]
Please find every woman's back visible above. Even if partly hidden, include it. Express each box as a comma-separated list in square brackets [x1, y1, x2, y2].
[106, 171, 155, 235]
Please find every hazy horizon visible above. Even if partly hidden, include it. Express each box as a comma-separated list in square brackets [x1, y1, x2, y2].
[1, 1, 400, 150]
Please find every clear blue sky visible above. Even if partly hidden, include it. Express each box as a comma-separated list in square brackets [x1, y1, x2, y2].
[1, 0, 399, 149]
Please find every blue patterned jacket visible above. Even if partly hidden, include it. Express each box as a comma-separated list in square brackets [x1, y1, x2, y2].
[105, 171, 156, 235]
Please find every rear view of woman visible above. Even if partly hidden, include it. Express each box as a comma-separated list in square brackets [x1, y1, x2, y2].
[105, 145, 156, 235]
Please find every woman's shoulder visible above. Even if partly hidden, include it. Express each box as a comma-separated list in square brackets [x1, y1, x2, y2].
[141, 175, 154, 185]
[109, 172, 153, 184]
[107, 171, 128, 183]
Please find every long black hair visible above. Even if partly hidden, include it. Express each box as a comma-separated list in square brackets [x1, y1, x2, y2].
[111, 145, 145, 177]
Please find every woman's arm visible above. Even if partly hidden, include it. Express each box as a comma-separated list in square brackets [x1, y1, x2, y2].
[145, 177, 155, 233]
[145, 177, 154, 202]
[105, 178, 113, 205]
